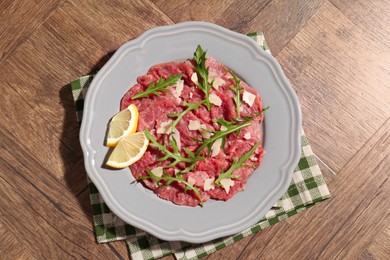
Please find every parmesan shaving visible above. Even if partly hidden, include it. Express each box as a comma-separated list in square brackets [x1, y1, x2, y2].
[199, 124, 212, 139]
[191, 72, 198, 84]
[188, 120, 201, 130]
[151, 166, 163, 177]
[208, 72, 218, 82]
[220, 178, 235, 194]
[244, 132, 251, 140]
[203, 178, 215, 191]
[157, 120, 173, 134]
[211, 138, 222, 157]
[220, 125, 227, 131]
[212, 77, 225, 89]
[243, 91, 256, 107]
[207, 73, 225, 89]
[187, 176, 195, 186]
[209, 93, 222, 106]
[174, 79, 184, 98]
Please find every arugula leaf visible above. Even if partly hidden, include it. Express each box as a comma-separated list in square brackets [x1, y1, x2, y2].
[144, 129, 202, 168]
[138, 169, 204, 206]
[225, 68, 243, 118]
[132, 74, 183, 99]
[213, 105, 269, 128]
[211, 113, 262, 150]
[195, 121, 252, 156]
[261, 105, 270, 113]
[215, 142, 260, 185]
[193, 45, 212, 110]
[167, 100, 205, 133]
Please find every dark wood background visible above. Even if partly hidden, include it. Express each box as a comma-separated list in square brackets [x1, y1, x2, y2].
[1, 0, 389, 259]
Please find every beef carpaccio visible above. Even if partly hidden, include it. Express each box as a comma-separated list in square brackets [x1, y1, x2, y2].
[121, 47, 265, 207]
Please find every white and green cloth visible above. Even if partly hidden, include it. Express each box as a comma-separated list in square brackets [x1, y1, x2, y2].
[71, 33, 331, 260]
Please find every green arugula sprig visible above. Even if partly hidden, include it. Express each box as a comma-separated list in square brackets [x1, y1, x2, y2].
[167, 100, 205, 133]
[195, 121, 252, 157]
[132, 74, 183, 99]
[144, 129, 202, 168]
[215, 142, 260, 185]
[214, 106, 269, 127]
[210, 112, 264, 151]
[193, 45, 212, 110]
[138, 169, 204, 206]
[225, 68, 243, 118]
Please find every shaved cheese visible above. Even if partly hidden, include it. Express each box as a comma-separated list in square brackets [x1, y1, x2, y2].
[187, 176, 195, 186]
[207, 73, 225, 89]
[243, 91, 256, 107]
[174, 79, 184, 98]
[199, 124, 212, 139]
[171, 128, 181, 151]
[189, 92, 193, 98]
[220, 178, 235, 194]
[208, 72, 218, 82]
[191, 72, 198, 84]
[225, 72, 233, 79]
[244, 132, 251, 140]
[157, 120, 173, 134]
[211, 138, 222, 157]
[188, 120, 201, 130]
[220, 125, 227, 131]
[212, 77, 225, 89]
[209, 93, 222, 106]
[203, 178, 215, 191]
[151, 166, 163, 177]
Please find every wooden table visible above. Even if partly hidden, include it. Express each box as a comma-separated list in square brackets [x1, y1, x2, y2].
[1, 1, 389, 259]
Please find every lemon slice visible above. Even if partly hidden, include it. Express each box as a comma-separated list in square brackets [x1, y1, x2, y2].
[105, 132, 149, 168]
[106, 104, 139, 147]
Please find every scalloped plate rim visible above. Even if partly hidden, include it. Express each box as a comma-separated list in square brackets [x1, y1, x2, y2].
[79, 21, 302, 243]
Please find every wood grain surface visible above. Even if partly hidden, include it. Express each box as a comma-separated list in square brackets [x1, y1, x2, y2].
[1, 0, 389, 259]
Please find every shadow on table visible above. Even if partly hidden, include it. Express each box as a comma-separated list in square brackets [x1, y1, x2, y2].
[59, 52, 114, 223]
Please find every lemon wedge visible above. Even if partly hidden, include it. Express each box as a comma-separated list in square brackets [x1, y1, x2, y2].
[106, 104, 139, 147]
[105, 132, 149, 168]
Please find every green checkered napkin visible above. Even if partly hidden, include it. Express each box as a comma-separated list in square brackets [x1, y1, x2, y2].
[71, 33, 331, 260]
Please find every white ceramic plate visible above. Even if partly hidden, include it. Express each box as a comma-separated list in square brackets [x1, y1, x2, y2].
[80, 22, 301, 243]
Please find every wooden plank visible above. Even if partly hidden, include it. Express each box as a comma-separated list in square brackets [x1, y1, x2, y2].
[65, 0, 174, 54]
[240, 117, 390, 259]
[315, 119, 390, 259]
[0, 2, 173, 257]
[150, 0, 271, 31]
[206, 223, 289, 260]
[364, 224, 390, 260]
[1, 0, 175, 143]
[151, 0, 326, 54]
[0, 223, 36, 259]
[0, 81, 79, 180]
[330, 0, 390, 45]
[0, 5, 109, 182]
[0, 127, 126, 258]
[245, 0, 327, 54]
[0, 0, 66, 63]
[276, 1, 390, 172]
[316, 154, 337, 184]
[0, 0, 175, 193]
